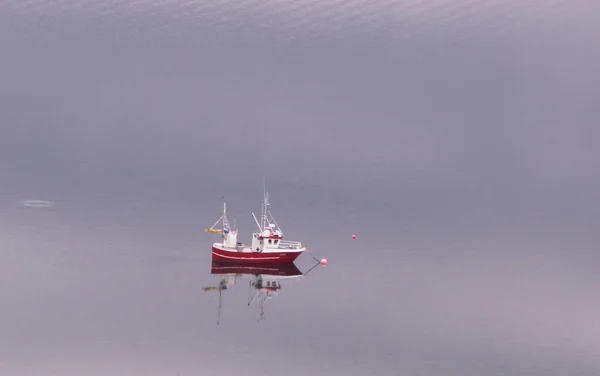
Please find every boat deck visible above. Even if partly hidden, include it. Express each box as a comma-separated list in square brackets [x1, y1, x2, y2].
[218, 241, 304, 254]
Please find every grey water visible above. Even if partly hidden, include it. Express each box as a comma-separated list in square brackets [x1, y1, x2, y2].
[1, 1, 599, 375]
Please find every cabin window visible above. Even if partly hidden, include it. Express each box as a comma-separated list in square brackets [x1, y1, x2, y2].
[268, 239, 272, 244]
[274, 240, 279, 245]
[266, 282, 271, 287]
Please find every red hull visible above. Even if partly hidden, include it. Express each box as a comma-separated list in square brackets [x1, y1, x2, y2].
[211, 246, 303, 264]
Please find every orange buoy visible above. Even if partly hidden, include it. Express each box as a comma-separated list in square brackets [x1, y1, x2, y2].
[351, 234, 356, 240]
[320, 258, 327, 266]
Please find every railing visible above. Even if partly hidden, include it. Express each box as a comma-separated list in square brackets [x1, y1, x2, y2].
[277, 240, 303, 250]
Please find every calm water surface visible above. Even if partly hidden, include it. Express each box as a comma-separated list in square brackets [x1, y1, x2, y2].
[1, 1, 599, 375]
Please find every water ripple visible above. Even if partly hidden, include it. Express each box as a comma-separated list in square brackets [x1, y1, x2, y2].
[2, 0, 594, 49]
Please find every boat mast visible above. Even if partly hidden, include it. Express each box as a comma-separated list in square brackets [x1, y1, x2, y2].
[222, 201, 230, 232]
[262, 192, 270, 231]
[251, 177, 278, 233]
[261, 176, 267, 231]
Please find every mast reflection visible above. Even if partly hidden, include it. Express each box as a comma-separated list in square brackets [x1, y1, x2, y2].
[203, 261, 314, 324]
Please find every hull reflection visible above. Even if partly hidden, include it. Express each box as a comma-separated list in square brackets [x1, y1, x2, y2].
[210, 262, 303, 277]
[203, 261, 307, 324]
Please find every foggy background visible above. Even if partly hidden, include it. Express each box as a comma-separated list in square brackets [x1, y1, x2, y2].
[1, 1, 599, 375]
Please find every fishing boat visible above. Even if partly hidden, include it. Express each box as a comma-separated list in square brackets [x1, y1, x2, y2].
[203, 261, 305, 323]
[205, 186, 307, 264]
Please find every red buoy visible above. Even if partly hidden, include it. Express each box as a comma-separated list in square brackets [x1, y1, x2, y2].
[352, 234, 356, 240]
[320, 258, 327, 266]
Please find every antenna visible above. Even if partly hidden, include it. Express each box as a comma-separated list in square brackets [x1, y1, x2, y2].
[262, 176, 267, 231]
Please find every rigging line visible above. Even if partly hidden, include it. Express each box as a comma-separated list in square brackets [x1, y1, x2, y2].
[305, 247, 321, 263]
[209, 215, 223, 229]
[303, 260, 321, 276]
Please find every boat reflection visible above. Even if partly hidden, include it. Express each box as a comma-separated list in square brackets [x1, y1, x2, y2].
[203, 261, 313, 324]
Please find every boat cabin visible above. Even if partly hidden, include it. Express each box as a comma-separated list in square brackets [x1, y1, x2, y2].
[251, 224, 284, 251]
